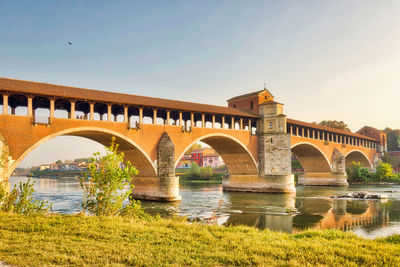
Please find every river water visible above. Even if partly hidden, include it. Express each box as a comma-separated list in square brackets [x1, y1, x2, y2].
[8, 176, 400, 239]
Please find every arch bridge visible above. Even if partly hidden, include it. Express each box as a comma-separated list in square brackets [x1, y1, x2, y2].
[0, 78, 382, 201]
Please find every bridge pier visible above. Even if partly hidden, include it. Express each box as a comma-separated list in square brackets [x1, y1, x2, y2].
[297, 173, 348, 186]
[131, 132, 181, 201]
[131, 176, 180, 201]
[223, 174, 295, 193]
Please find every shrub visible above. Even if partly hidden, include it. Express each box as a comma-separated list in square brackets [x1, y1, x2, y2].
[80, 137, 140, 216]
[0, 179, 51, 214]
[374, 161, 395, 181]
[346, 161, 372, 182]
[200, 166, 213, 180]
[188, 162, 201, 179]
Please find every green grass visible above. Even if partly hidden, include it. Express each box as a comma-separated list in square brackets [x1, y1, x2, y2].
[0, 213, 399, 266]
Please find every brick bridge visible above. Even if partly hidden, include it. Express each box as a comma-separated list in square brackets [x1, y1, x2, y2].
[0, 78, 384, 201]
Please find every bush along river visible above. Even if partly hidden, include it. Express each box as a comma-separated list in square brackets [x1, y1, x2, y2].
[9, 176, 400, 239]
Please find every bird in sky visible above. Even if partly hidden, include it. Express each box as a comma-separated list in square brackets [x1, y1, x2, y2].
[68, 42, 72, 45]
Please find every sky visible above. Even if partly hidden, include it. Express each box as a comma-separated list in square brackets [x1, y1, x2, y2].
[0, 1, 399, 168]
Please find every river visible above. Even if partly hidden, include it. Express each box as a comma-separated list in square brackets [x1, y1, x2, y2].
[8, 176, 400, 239]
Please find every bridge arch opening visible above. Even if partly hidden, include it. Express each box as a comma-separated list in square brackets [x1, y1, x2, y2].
[93, 103, 108, 121]
[291, 143, 332, 174]
[33, 96, 50, 122]
[8, 94, 28, 115]
[345, 150, 372, 169]
[9, 127, 157, 180]
[175, 134, 258, 178]
[111, 104, 124, 122]
[54, 99, 71, 119]
[75, 101, 90, 120]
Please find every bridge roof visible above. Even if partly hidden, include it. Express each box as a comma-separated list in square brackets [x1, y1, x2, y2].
[286, 118, 377, 141]
[0, 78, 259, 118]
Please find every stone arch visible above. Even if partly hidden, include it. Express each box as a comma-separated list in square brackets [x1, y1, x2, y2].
[345, 150, 372, 169]
[9, 127, 156, 178]
[291, 142, 332, 173]
[176, 133, 258, 175]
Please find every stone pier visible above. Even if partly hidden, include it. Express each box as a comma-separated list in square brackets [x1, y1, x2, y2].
[131, 132, 181, 201]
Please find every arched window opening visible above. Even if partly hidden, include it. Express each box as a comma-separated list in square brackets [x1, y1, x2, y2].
[142, 107, 153, 124]
[33, 96, 50, 123]
[9, 94, 28, 116]
[214, 115, 223, 129]
[193, 113, 202, 127]
[0, 93, 3, 114]
[155, 109, 166, 125]
[75, 101, 90, 120]
[250, 101, 253, 110]
[54, 99, 70, 119]
[181, 112, 192, 131]
[205, 114, 213, 128]
[224, 116, 232, 129]
[169, 110, 180, 126]
[251, 120, 257, 135]
[93, 103, 107, 121]
[128, 106, 140, 128]
[111, 104, 124, 122]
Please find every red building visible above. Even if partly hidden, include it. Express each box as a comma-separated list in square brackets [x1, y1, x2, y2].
[190, 148, 223, 167]
[356, 126, 387, 153]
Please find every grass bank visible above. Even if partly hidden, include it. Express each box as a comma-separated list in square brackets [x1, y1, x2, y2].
[0, 213, 400, 266]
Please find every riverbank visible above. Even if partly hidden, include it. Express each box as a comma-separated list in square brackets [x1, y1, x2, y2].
[0, 213, 399, 266]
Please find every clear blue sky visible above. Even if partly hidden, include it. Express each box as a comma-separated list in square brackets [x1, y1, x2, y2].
[1, 1, 399, 167]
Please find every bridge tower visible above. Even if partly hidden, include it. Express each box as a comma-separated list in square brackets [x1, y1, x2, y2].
[257, 99, 295, 193]
[224, 89, 295, 193]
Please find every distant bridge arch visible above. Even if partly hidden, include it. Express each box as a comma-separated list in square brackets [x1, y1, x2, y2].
[9, 127, 157, 178]
[291, 142, 332, 173]
[345, 150, 372, 169]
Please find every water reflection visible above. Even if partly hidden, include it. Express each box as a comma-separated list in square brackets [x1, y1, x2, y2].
[7, 177, 400, 238]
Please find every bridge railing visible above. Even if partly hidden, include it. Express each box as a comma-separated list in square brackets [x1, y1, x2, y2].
[287, 123, 378, 150]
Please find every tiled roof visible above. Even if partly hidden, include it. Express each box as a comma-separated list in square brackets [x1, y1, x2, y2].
[227, 90, 265, 101]
[287, 118, 377, 141]
[0, 77, 259, 118]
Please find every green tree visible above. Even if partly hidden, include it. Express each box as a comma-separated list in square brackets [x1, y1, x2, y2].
[374, 161, 394, 181]
[316, 120, 350, 131]
[56, 160, 63, 164]
[74, 158, 90, 163]
[346, 161, 372, 182]
[382, 152, 400, 167]
[188, 162, 201, 179]
[80, 137, 139, 216]
[200, 166, 213, 180]
[0, 178, 51, 214]
[383, 128, 400, 151]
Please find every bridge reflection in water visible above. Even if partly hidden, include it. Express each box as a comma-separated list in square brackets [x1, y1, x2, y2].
[223, 192, 393, 234]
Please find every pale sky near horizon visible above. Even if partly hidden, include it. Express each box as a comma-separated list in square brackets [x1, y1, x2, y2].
[0, 1, 399, 168]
